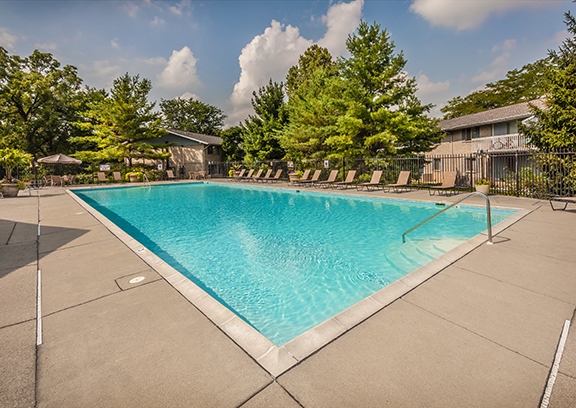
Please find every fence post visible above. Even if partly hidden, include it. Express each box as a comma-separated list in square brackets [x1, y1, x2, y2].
[515, 151, 519, 197]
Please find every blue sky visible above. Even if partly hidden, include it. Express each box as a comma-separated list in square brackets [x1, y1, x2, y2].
[0, 0, 572, 126]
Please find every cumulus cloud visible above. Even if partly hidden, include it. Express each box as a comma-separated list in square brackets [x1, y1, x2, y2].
[179, 92, 201, 100]
[410, 0, 557, 30]
[0, 28, 17, 51]
[227, 20, 313, 124]
[227, 0, 363, 125]
[416, 74, 450, 96]
[157, 46, 200, 89]
[472, 38, 516, 83]
[318, 0, 363, 56]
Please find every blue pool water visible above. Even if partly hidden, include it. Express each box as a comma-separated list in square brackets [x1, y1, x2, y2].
[73, 183, 516, 345]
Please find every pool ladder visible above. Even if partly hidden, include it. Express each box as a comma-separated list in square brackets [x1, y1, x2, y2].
[402, 192, 493, 244]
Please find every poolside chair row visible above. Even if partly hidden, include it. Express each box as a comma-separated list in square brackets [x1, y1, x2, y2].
[289, 170, 412, 192]
[234, 168, 283, 183]
[287, 169, 458, 195]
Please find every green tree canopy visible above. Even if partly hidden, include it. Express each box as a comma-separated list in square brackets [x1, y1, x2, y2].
[241, 79, 287, 162]
[160, 97, 226, 135]
[285, 44, 335, 97]
[442, 59, 550, 119]
[280, 21, 441, 160]
[521, 9, 576, 149]
[0, 47, 85, 158]
[221, 125, 245, 162]
[72, 73, 168, 167]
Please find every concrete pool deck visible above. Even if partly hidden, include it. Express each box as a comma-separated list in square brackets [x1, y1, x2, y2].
[1, 181, 575, 407]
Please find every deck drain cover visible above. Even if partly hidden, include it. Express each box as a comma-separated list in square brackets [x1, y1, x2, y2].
[129, 276, 146, 284]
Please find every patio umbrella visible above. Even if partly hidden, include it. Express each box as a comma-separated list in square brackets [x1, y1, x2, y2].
[37, 154, 82, 165]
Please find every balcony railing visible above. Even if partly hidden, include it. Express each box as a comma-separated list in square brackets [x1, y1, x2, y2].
[472, 134, 528, 152]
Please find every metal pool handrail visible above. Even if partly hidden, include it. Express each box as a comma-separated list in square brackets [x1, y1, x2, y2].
[402, 192, 493, 244]
[142, 173, 152, 188]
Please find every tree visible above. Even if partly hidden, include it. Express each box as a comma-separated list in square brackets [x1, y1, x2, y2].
[72, 73, 168, 167]
[281, 67, 365, 161]
[341, 21, 442, 156]
[520, 9, 576, 150]
[220, 126, 245, 162]
[160, 97, 226, 135]
[0, 47, 85, 158]
[441, 59, 550, 119]
[241, 79, 287, 162]
[285, 44, 334, 97]
[281, 21, 441, 160]
[0, 147, 32, 181]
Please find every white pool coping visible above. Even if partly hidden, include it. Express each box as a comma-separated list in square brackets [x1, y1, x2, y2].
[67, 183, 533, 377]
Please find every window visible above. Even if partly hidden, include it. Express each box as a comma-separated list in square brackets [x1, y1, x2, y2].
[432, 158, 442, 171]
[207, 145, 214, 155]
[493, 121, 519, 136]
[462, 126, 480, 141]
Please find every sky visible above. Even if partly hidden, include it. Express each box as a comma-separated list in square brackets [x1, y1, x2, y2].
[0, 0, 573, 127]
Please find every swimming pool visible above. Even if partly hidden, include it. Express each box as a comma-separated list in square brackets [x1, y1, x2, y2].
[73, 183, 516, 345]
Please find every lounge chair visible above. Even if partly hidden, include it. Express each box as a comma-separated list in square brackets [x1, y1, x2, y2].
[251, 169, 264, 182]
[113, 172, 123, 183]
[197, 171, 207, 179]
[316, 170, 339, 188]
[288, 172, 300, 185]
[381, 171, 411, 193]
[233, 169, 246, 181]
[548, 195, 576, 211]
[428, 172, 457, 196]
[292, 169, 311, 186]
[298, 170, 322, 187]
[258, 169, 273, 182]
[269, 169, 283, 182]
[240, 169, 254, 181]
[166, 170, 176, 180]
[333, 170, 357, 189]
[97, 172, 107, 184]
[357, 170, 383, 191]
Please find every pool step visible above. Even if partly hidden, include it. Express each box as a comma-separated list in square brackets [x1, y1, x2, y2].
[384, 238, 466, 274]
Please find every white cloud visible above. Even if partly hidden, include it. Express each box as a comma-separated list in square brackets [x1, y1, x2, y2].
[180, 92, 200, 100]
[35, 42, 58, 52]
[78, 60, 122, 89]
[111, 38, 119, 49]
[227, 20, 313, 124]
[227, 0, 363, 125]
[416, 74, 450, 96]
[157, 46, 200, 89]
[472, 38, 516, 83]
[410, 0, 558, 30]
[168, 0, 191, 16]
[0, 28, 18, 51]
[151, 16, 165, 27]
[318, 0, 363, 56]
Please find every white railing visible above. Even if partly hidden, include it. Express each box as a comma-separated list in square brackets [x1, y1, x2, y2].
[473, 134, 528, 152]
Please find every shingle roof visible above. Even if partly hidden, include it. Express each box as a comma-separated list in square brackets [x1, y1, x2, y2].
[166, 128, 223, 146]
[439, 99, 546, 132]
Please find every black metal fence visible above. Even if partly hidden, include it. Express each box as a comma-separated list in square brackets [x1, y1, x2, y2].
[217, 149, 576, 199]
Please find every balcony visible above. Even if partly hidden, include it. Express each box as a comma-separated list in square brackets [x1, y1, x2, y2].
[472, 134, 528, 153]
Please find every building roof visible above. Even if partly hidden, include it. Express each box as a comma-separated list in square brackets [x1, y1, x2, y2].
[439, 99, 546, 132]
[166, 128, 223, 146]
